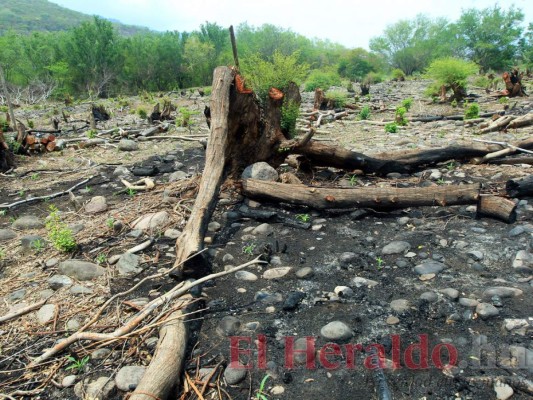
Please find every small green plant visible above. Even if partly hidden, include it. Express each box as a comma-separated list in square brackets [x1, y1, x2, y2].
[95, 253, 107, 264]
[376, 257, 384, 269]
[106, 217, 115, 229]
[30, 173, 40, 180]
[31, 239, 45, 252]
[176, 107, 194, 127]
[27, 120, 35, 129]
[0, 210, 7, 216]
[18, 189, 26, 197]
[348, 174, 358, 186]
[281, 100, 300, 138]
[86, 129, 97, 139]
[137, 107, 148, 119]
[498, 97, 509, 105]
[0, 248, 5, 259]
[127, 188, 136, 197]
[425, 57, 478, 101]
[437, 131, 446, 138]
[437, 178, 446, 185]
[464, 102, 480, 120]
[242, 242, 256, 256]
[391, 68, 406, 81]
[451, 99, 458, 108]
[295, 213, 310, 222]
[446, 162, 456, 171]
[358, 105, 371, 120]
[84, 185, 92, 193]
[255, 374, 271, 400]
[395, 106, 408, 126]
[65, 355, 90, 372]
[385, 122, 398, 133]
[46, 205, 77, 252]
[401, 98, 413, 111]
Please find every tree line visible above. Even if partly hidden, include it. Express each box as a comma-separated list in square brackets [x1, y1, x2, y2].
[0, 4, 531, 101]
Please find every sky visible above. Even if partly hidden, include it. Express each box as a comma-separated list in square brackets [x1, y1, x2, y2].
[50, 0, 533, 49]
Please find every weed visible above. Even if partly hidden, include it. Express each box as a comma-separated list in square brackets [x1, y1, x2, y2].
[446, 162, 456, 171]
[106, 217, 115, 229]
[281, 100, 300, 138]
[27, 120, 34, 129]
[498, 97, 509, 105]
[401, 98, 413, 111]
[348, 174, 358, 186]
[30, 172, 40, 180]
[358, 105, 371, 120]
[95, 253, 107, 264]
[395, 106, 408, 126]
[85, 186, 92, 193]
[18, 189, 26, 197]
[385, 122, 398, 133]
[255, 374, 271, 400]
[86, 129, 97, 139]
[437, 178, 446, 185]
[376, 257, 384, 269]
[242, 242, 256, 256]
[0, 210, 6, 216]
[137, 107, 148, 119]
[437, 131, 446, 138]
[451, 99, 458, 108]
[46, 205, 77, 252]
[65, 355, 90, 372]
[31, 239, 45, 252]
[127, 188, 136, 197]
[0, 248, 5, 259]
[325, 90, 347, 108]
[464, 102, 480, 120]
[295, 213, 310, 222]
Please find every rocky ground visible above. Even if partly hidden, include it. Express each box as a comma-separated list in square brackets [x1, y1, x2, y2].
[0, 77, 532, 400]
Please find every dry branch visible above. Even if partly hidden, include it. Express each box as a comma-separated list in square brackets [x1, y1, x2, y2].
[0, 300, 47, 324]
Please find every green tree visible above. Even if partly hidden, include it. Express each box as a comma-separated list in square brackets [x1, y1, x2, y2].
[183, 35, 215, 87]
[425, 57, 478, 101]
[338, 48, 374, 81]
[453, 5, 525, 72]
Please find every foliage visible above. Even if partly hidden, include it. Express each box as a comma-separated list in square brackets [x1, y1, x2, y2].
[395, 106, 408, 126]
[137, 107, 147, 119]
[295, 214, 310, 222]
[375, 257, 384, 269]
[242, 242, 256, 256]
[391, 68, 406, 81]
[86, 129, 97, 139]
[498, 97, 509, 105]
[464, 102, 480, 120]
[401, 98, 413, 111]
[65, 355, 90, 372]
[241, 51, 309, 100]
[280, 100, 300, 138]
[425, 57, 478, 98]
[451, 99, 458, 108]
[362, 72, 382, 85]
[337, 48, 381, 81]
[304, 69, 341, 91]
[358, 105, 371, 120]
[95, 253, 107, 264]
[255, 374, 271, 400]
[325, 90, 347, 108]
[176, 107, 197, 127]
[385, 122, 398, 133]
[0, 248, 5, 259]
[46, 205, 77, 252]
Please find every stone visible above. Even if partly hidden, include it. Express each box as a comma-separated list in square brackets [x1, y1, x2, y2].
[217, 316, 241, 336]
[386, 316, 400, 325]
[352, 277, 379, 288]
[320, 321, 353, 341]
[509, 226, 526, 237]
[419, 292, 438, 303]
[113, 166, 130, 176]
[440, 288, 459, 300]
[66, 318, 81, 331]
[295, 267, 314, 279]
[252, 223, 274, 236]
[241, 162, 278, 181]
[8, 288, 26, 302]
[467, 250, 484, 261]
[382, 241, 411, 255]
[20, 235, 46, 252]
[503, 318, 529, 331]
[390, 299, 411, 313]
[168, 170, 188, 182]
[40, 289, 54, 300]
[131, 211, 170, 231]
[282, 291, 305, 311]
[59, 260, 106, 281]
[163, 228, 181, 239]
[45, 258, 59, 268]
[208, 221, 221, 232]
[116, 253, 141, 276]
[85, 196, 107, 214]
[235, 270, 258, 281]
[0, 229, 16, 241]
[334, 286, 354, 297]
[494, 382, 514, 400]
[292, 337, 315, 365]
[476, 303, 500, 319]
[339, 252, 357, 266]
[91, 348, 112, 360]
[62, 375, 77, 387]
[115, 366, 146, 391]
[118, 139, 139, 151]
[271, 385, 285, 395]
[36, 304, 56, 324]
[69, 223, 85, 235]
[459, 298, 479, 308]
[512, 250, 532, 271]
[413, 261, 446, 275]
[224, 367, 247, 385]
[254, 291, 283, 304]
[48, 275, 73, 290]
[482, 287, 523, 299]
[12, 215, 44, 230]
[263, 267, 291, 279]
[509, 346, 533, 371]
[74, 376, 115, 399]
[70, 285, 94, 295]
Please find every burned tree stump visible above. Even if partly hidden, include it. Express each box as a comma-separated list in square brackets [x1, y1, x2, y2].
[506, 175, 533, 198]
[0, 131, 15, 172]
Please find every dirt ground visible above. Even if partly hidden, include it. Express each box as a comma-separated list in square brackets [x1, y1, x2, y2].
[0, 77, 532, 400]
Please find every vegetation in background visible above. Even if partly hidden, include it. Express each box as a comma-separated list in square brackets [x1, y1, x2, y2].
[325, 90, 347, 108]
[304, 70, 341, 91]
[358, 105, 371, 120]
[425, 57, 479, 101]
[281, 100, 300, 138]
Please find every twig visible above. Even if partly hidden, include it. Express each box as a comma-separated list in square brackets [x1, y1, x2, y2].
[0, 176, 95, 210]
[0, 300, 47, 324]
[139, 135, 207, 142]
[473, 138, 533, 155]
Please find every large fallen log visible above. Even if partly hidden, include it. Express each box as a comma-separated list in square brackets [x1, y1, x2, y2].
[477, 195, 517, 223]
[506, 175, 533, 198]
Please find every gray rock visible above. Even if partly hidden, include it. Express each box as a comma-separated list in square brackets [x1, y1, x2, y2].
[118, 139, 139, 151]
[62, 375, 77, 388]
[252, 223, 274, 236]
[254, 291, 283, 303]
[512, 250, 532, 271]
[483, 287, 523, 299]
[509, 226, 526, 237]
[459, 298, 479, 307]
[45, 258, 59, 268]
[320, 321, 353, 341]
[131, 211, 170, 231]
[48, 275, 73, 290]
[470, 227, 487, 233]
[164, 228, 181, 239]
[128, 229, 143, 238]
[85, 196, 107, 214]
[420, 292, 438, 303]
[295, 267, 314, 279]
[0, 229, 16, 241]
[382, 241, 411, 255]
[224, 367, 247, 385]
[66, 318, 81, 331]
[7, 288, 26, 302]
[217, 316, 241, 336]
[74, 376, 115, 399]
[334, 286, 354, 297]
[509, 346, 533, 372]
[40, 289, 54, 300]
[397, 217, 410, 226]
[12, 215, 44, 230]
[58, 260, 105, 281]
[168, 170, 188, 182]
[222, 253, 235, 263]
[440, 288, 460, 300]
[390, 299, 411, 313]
[113, 166, 130, 176]
[36, 304, 56, 324]
[69, 223, 85, 235]
[115, 366, 146, 391]
[352, 277, 379, 288]
[339, 252, 357, 266]
[476, 303, 500, 319]
[20, 235, 46, 252]
[242, 162, 278, 181]
[91, 348, 112, 360]
[116, 253, 141, 276]
[263, 267, 291, 279]
[208, 221, 221, 232]
[467, 250, 484, 261]
[292, 337, 315, 365]
[235, 271, 258, 281]
[70, 285, 94, 295]
[414, 261, 447, 275]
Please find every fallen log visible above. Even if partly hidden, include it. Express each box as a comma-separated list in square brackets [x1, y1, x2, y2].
[507, 112, 533, 129]
[479, 115, 515, 134]
[477, 195, 517, 223]
[242, 179, 481, 209]
[506, 175, 533, 198]
[410, 111, 504, 122]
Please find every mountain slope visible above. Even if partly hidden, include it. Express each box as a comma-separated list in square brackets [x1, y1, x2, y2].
[0, 0, 150, 35]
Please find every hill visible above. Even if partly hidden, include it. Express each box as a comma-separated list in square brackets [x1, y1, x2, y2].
[0, 0, 150, 36]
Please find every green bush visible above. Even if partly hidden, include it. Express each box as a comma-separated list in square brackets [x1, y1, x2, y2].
[281, 100, 300, 138]
[325, 90, 347, 108]
[362, 72, 383, 85]
[425, 57, 478, 100]
[401, 98, 413, 111]
[385, 122, 398, 133]
[241, 51, 309, 100]
[451, 99, 458, 108]
[464, 102, 480, 120]
[473, 75, 490, 88]
[176, 107, 196, 127]
[304, 70, 341, 92]
[395, 106, 408, 126]
[391, 69, 406, 81]
[359, 105, 371, 120]
[46, 205, 77, 252]
[137, 107, 147, 119]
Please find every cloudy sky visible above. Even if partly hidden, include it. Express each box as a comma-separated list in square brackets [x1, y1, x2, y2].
[50, 0, 532, 49]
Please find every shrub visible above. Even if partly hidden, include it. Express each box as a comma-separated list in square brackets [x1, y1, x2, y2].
[176, 107, 196, 127]
[451, 99, 458, 108]
[425, 57, 478, 101]
[391, 68, 406, 81]
[362, 72, 383, 85]
[464, 102, 480, 120]
[401, 98, 413, 111]
[46, 205, 77, 252]
[137, 107, 147, 119]
[473, 75, 490, 88]
[498, 97, 509, 105]
[281, 100, 300, 138]
[325, 90, 347, 108]
[241, 51, 309, 100]
[359, 105, 371, 120]
[395, 106, 408, 126]
[385, 122, 398, 133]
[304, 70, 341, 92]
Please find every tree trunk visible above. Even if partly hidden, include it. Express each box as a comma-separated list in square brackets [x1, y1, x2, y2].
[506, 175, 533, 198]
[477, 195, 517, 224]
[0, 131, 15, 172]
